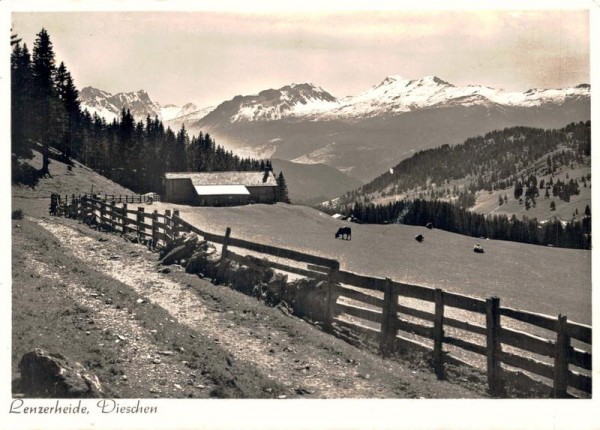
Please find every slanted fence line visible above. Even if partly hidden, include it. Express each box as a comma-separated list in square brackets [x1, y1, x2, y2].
[52, 195, 592, 398]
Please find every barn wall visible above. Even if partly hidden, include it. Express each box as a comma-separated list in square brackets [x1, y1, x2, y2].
[247, 186, 277, 204]
[164, 178, 277, 206]
[198, 195, 250, 207]
[164, 178, 198, 205]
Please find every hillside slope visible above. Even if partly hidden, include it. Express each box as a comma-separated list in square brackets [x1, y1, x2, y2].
[271, 159, 362, 205]
[12, 148, 135, 218]
[11, 152, 490, 399]
[335, 122, 591, 225]
[152, 202, 591, 325]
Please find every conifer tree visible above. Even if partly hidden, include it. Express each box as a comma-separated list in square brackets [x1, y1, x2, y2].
[276, 172, 290, 203]
[31, 28, 63, 176]
[11, 37, 33, 158]
[55, 61, 81, 161]
[174, 124, 189, 171]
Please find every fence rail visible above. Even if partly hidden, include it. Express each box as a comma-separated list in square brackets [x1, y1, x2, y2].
[52, 195, 592, 398]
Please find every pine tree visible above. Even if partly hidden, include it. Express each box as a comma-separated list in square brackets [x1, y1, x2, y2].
[10, 31, 22, 47]
[276, 172, 290, 203]
[31, 28, 62, 176]
[55, 61, 81, 161]
[174, 124, 189, 171]
[513, 180, 523, 200]
[11, 38, 34, 158]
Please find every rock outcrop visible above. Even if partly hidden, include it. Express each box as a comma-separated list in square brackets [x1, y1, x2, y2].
[18, 348, 103, 398]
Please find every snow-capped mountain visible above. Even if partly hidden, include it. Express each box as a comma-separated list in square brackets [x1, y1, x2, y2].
[78, 76, 590, 186]
[79, 86, 205, 124]
[192, 76, 590, 182]
[202, 76, 589, 123]
[79, 87, 164, 122]
[164, 105, 216, 131]
[313, 76, 589, 119]
[199, 83, 338, 124]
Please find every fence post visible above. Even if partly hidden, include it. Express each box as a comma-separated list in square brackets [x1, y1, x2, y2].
[137, 207, 145, 241]
[99, 200, 106, 226]
[122, 203, 128, 234]
[221, 227, 231, 260]
[110, 201, 116, 231]
[164, 210, 172, 242]
[379, 277, 398, 357]
[324, 262, 341, 333]
[216, 227, 232, 281]
[553, 314, 569, 398]
[173, 210, 180, 238]
[433, 288, 445, 379]
[152, 210, 158, 249]
[486, 296, 503, 397]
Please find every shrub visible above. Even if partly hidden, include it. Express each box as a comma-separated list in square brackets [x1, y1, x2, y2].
[12, 209, 24, 220]
[12, 159, 40, 188]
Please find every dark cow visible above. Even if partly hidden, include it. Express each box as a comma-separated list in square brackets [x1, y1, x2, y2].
[415, 234, 424, 243]
[426, 222, 433, 229]
[335, 227, 352, 240]
[474, 244, 485, 253]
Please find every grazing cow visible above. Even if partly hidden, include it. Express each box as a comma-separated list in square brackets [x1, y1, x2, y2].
[474, 244, 485, 253]
[335, 226, 352, 240]
[426, 222, 433, 229]
[415, 234, 424, 243]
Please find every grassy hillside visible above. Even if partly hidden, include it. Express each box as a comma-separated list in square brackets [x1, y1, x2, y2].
[339, 122, 591, 225]
[12, 148, 134, 218]
[472, 164, 591, 223]
[152, 202, 591, 325]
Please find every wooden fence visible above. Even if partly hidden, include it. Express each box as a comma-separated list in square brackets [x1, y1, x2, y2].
[53, 192, 160, 208]
[54, 195, 592, 398]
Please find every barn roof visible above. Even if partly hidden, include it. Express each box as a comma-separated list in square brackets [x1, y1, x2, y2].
[194, 185, 250, 196]
[165, 171, 277, 187]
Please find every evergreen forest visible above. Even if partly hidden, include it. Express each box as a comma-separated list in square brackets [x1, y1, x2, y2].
[329, 122, 591, 250]
[11, 28, 290, 203]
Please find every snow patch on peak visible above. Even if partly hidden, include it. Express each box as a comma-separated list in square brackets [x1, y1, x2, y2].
[380, 75, 407, 83]
[422, 75, 453, 86]
[226, 82, 339, 122]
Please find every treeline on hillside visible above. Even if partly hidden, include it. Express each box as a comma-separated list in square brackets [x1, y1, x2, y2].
[339, 122, 591, 206]
[349, 199, 591, 250]
[11, 29, 290, 200]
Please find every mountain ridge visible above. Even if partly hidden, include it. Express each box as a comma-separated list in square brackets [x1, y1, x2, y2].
[79, 86, 199, 123]
[79, 77, 591, 187]
[192, 76, 589, 124]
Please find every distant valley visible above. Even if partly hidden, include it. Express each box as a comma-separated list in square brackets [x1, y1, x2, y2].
[79, 77, 590, 202]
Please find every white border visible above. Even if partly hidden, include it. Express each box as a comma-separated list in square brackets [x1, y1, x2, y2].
[2, 1, 598, 429]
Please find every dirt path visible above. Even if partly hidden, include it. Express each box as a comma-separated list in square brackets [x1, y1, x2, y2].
[22, 258, 203, 397]
[21, 216, 485, 398]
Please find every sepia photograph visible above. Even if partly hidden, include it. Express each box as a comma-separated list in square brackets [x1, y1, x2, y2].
[3, 0, 598, 429]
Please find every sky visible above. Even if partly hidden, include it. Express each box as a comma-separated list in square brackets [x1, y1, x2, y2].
[10, 9, 590, 107]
